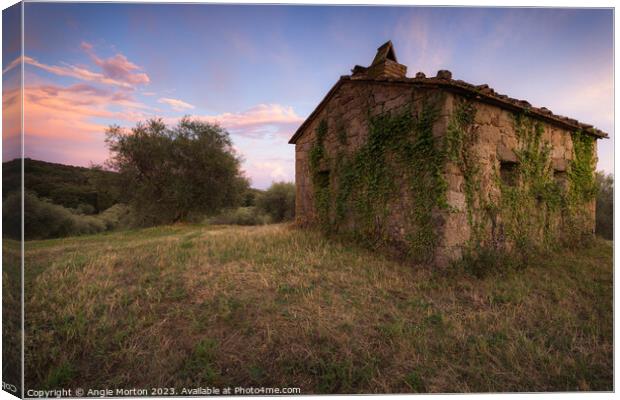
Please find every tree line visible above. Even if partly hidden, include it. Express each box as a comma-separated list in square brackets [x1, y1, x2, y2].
[3, 117, 295, 240]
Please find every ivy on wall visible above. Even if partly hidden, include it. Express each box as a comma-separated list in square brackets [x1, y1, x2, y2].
[308, 93, 597, 265]
[447, 101, 598, 257]
[309, 96, 448, 263]
[497, 115, 563, 250]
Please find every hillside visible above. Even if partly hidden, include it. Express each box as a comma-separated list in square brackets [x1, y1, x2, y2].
[15, 224, 612, 393]
[3, 158, 121, 212]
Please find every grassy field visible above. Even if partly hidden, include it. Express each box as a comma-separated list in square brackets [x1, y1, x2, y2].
[19, 224, 612, 393]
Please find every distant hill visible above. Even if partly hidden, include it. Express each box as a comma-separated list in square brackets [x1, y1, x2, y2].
[3, 158, 121, 213]
[3, 158, 266, 213]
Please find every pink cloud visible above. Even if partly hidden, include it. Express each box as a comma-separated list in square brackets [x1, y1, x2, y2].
[4, 43, 150, 89]
[24, 83, 151, 122]
[17, 80, 155, 165]
[82, 41, 150, 86]
[197, 103, 304, 138]
[158, 97, 195, 111]
[3, 82, 22, 162]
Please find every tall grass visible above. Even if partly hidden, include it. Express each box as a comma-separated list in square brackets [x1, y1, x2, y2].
[23, 224, 612, 393]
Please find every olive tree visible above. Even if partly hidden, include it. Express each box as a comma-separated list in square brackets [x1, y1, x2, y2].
[105, 117, 249, 226]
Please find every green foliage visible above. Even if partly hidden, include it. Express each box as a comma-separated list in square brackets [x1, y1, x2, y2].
[105, 117, 249, 226]
[241, 188, 264, 207]
[3, 158, 121, 212]
[97, 203, 134, 230]
[306, 96, 599, 266]
[497, 115, 563, 249]
[450, 105, 600, 271]
[595, 172, 613, 240]
[568, 132, 597, 203]
[181, 339, 220, 384]
[5, 192, 101, 240]
[309, 119, 331, 225]
[208, 207, 272, 226]
[456, 245, 524, 279]
[2, 192, 133, 240]
[446, 100, 481, 234]
[309, 99, 447, 263]
[256, 181, 295, 222]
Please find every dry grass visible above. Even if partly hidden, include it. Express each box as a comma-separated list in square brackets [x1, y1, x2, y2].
[22, 223, 612, 393]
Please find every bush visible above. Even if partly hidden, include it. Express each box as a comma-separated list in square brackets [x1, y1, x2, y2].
[74, 203, 96, 215]
[256, 182, 295, 222]
[596, 172, 613, 240]
[208, 207, 271, 226]
[2, 192, 132, 240]
[98, 204, 134, 230]
[2, 192, 21, 239]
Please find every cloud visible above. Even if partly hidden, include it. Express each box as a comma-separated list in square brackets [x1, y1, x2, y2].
[197, 103, 304, 138]
[243, 159, 294, 189]
[3, 82, 22, 161]
[251, 161, 288, 180]
[393, 10, 452, 75]
[4, 43, 150, 89]
[16, 81, 155, 166]
[6, 41, 155, 165]
[81, 41, 150, 86]
[158, 97, 195, 111]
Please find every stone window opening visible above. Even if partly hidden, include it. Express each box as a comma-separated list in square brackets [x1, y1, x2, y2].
[554, 169, 568, 191]
[499, 161, 518, 187]
[316, 170, 330, 189]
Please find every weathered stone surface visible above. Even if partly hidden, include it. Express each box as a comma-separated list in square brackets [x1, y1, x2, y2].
[552, 158, 567, 172]
[292, 44, 600, 267]
[497, 143, 517, 162]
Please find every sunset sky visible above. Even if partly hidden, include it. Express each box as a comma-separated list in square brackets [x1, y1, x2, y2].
[3, 4, 614, 189]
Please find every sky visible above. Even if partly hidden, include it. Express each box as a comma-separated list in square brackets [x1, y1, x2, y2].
[2, 3, 614, 189]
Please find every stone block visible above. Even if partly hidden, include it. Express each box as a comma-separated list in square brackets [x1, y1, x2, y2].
[497, 143, 517, 162]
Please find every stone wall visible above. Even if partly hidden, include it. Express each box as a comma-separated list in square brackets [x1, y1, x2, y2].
[439, 92, 597, 264]
[295, 82, 597, 266]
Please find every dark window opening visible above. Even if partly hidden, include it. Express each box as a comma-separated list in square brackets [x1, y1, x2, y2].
[316, 170, 330, 189]
[500, 161, 518, 187]
[554, 170, 568, 191]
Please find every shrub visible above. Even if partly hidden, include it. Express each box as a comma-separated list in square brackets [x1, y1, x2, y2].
[2, 192, 127, 240]
[208, 207, 271, 226]
[596, 172, 613, 240]
[98, 204, 134, 230]
[256, 182, 295, 222]
[2, 192, 21, 239]
[74, 203, 96, 215]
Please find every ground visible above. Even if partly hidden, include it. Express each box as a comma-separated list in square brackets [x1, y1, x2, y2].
[15, 224, 613, 393]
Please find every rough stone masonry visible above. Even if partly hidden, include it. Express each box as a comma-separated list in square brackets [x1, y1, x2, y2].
[289, 41, 608, 266]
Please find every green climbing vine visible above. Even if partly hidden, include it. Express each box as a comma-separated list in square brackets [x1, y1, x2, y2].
[497, 115, 563, 250]
[568, 131, 597, 204]
[446, 100, 482, 238]
[309, 119, 330, 226]
[564, 130, 597, 244]
[309, 97, 448, 263]
[308, 94, 598, 266]
[448, 104, 598, 261]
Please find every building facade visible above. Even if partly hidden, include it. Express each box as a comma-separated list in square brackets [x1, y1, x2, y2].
[289, 42, 607, 266]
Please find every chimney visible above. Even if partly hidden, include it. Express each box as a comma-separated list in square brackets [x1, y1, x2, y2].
[365, 41, 407, 79]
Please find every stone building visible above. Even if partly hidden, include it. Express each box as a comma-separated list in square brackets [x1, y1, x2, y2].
[289, 41, 607, 266]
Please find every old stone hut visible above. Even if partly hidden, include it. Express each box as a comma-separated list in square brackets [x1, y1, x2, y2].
[289, 41, 607, 266]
